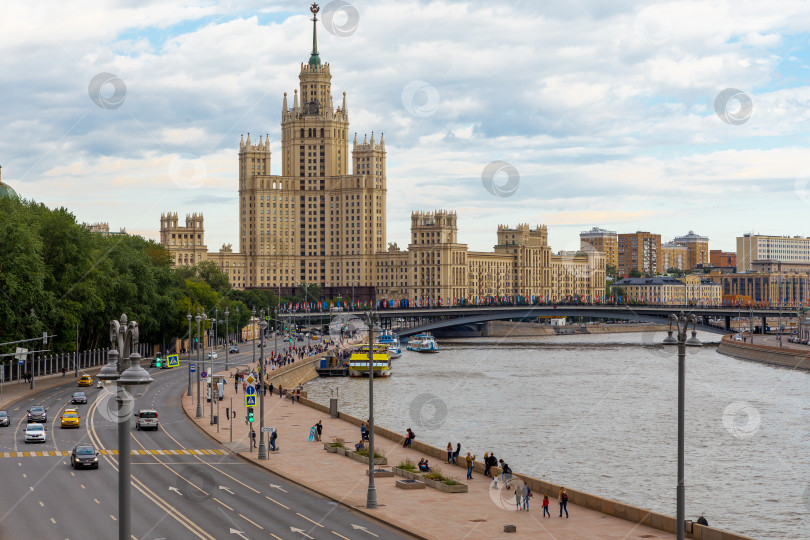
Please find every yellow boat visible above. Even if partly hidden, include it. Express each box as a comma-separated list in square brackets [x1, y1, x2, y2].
[349, 344, 391, 378]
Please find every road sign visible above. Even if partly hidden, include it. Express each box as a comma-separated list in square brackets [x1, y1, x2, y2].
[245, 374, 255, 385]
[261, 426, 274, 433]
[201, 371, 208, 379]
[190, 364, 196, 373]
[245, 395, 256, 407]
[166, 354, 179, 368]
[245, 386, 256, 396]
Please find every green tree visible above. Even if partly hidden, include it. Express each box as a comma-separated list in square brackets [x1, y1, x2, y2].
[605, 265, 618, 279]
[628, 268, 642, 278]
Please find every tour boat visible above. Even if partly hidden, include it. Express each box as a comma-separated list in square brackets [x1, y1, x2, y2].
[348, 344, 392, 377]
[405, 333, 440, 353]
[377, 330, 402, 359]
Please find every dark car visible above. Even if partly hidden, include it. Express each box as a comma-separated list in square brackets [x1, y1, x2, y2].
[27, 406, 47, 423]
[229, 345, 239, 353]
[297, 336, 304, 342]
[71, 392, 87, 404]
[71, 445, 99, 469]
[0, 410, 9, 427]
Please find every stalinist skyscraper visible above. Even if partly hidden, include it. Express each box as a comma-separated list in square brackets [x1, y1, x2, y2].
[161, 2, 387, 297]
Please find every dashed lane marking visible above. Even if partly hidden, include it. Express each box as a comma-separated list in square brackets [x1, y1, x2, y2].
[0, 449, 224, 458]
[296, 513, 324, 528]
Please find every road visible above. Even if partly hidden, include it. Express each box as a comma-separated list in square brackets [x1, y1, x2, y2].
[0, 339, 411, 540]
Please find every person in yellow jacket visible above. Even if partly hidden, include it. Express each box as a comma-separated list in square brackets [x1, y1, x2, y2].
[465, 451, 476, 479]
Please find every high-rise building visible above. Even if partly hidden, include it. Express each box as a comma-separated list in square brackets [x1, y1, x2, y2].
[617, 232, 661, 275]
[580, 227, 618, 270]
[709, 250, 736, 269]
[661, 242, 689, 271]
[673, 230, 709, 270]
[737, 233, 810, 272]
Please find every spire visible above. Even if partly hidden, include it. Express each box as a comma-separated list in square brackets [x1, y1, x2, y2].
[342, 91, 347, 115]
[246, 132, 251, 146]
[308, 3, 321, 68]
[240, 134, 244, 148]
[294, 89, 299, 109]
[370, 131, 375, 144]
[380, 133, 385, 145]
[283, 92, 288, 114]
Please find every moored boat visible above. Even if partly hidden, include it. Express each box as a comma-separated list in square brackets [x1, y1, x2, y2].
[378, 330, 402, 359]
[349, 344, 392, 377]
[405, 333, 440, 353]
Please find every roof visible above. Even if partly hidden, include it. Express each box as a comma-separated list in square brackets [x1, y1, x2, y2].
[611, 277, 684, 286]
[0, 180, 19, 200]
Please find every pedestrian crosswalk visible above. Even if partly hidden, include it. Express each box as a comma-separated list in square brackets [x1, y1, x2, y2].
[1, 449, 226, 458]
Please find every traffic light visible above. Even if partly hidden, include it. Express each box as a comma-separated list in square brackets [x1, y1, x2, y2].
[155, 357, 161, 368]
[247, 407, 254, 423]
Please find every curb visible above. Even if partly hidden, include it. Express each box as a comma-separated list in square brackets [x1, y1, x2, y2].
[177, 389, 429, 540]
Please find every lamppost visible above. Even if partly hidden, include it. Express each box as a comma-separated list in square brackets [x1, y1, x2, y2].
[214, 306, 219, 351]
[97, 313, 153, 540]
[187, 310, 192, 397]
[365, 313, 382, 509]
[251, 307, 257, 366]
[195, 309, 203, 418]
[258, 310, 269, 460]
[665, 312, 701, 540]
[236, 305, 240, 344]
[225, 307, 230, 371]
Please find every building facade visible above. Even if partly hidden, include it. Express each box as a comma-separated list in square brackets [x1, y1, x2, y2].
[610, 276, 722, 305]
[661, 242, 689, 271]
[673, 230, 709, 270]
[580, 227, 618, 270]
[617, 231, 661, 275]
[736, 234, 810, 272]
[707, 271, 810, 306]
[709, 250, 736, 269]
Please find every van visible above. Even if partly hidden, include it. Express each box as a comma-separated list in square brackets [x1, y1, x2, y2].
[135, 409, 159, 431]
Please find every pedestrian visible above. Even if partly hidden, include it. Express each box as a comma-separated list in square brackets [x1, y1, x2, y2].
[251, 428, 256, 448]
[234, 378, 238, 393]
[242, 381, 247, 393]
[315, 420, 323, 441]
[499, 459, 512, 489]
[559, 487, 568, 518]
[487, 453, 497, 478]
[270, 428, 277, 451]
[296, 388, 301, 403]
[446, 442, 453, 463]
[522, 483, 531, 511]
[263, 380, 267, 395]
[542, 494, 550, 517]
[452, 443, 460, 465]
[290, 389, 295, 404]
[465, 451, 476, 479]
[403, 428, 415, 447]
[268, 382, 274, 396]
[278, 384, 283, 399]
[61, 367, 66, 377]
[515, 487, 522, 510]
[361, 423, 368, 441]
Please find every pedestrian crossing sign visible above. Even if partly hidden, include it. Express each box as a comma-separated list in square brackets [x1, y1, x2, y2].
[166, 354, 179, 368]
[245, 395, 256, 407]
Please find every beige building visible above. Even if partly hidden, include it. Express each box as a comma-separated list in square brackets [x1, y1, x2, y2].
[159, 8, 605, 302]
[662, 242, 688, 271]
[673, 230, 709, 270]
[707, 271, 810, 306]
[618, 231, 661, 275]
[737, 233, 810, 273]
[610, 276, 721, 305]
[580, 227, 618, 270]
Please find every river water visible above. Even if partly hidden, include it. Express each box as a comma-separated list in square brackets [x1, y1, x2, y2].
[304, 332, 810, 539]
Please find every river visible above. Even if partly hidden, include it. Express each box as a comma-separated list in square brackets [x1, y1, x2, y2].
[303, 331, 810, 539]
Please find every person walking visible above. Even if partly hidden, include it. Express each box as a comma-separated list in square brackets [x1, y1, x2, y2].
[559, 487, 568, 518]
[446, 443, 453, 464]
[268, 382, 274, 396]
[452, 443, 460, 465]
[542, 494, 550, 517]
[278, 384, 283, 399]
[465, 452, 476, 479]
[522, 483, 531, 511]
[315, 420, 323, 441]
[499, 459, 512, 489]
[515, 487, 522, 510]
[290, 389, 295, 404]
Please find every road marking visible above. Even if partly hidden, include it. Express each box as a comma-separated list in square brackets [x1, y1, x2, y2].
[271, 535, 283, 540]
[212, 497, 233, 511]
[22, 474, 26, 478]
[296, 513, 324, 528]
[351, 523, 379, 537]
[331, 532, 351, 540]
[38, 501, 44, 507]
[80, 484, 85, 489]
[50, 518, 56, 524]
[94, 499, 100, 504]
[265, 496, 289, 509]
[110, 515, 117, 521]
[239, 513, 264, 530]
[291, 527, 314, 539]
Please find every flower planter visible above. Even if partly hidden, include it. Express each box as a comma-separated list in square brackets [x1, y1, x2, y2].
[392, 467, 468, 493]
[324, 443, 341, 453]
[345, 450, 387, 466]
[396, 478, 426, 490]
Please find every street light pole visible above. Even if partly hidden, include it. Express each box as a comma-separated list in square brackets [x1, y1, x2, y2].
[366, 313, 380, 509]
[215, 306, 219, 352]
[225, 307, 230, 371]
[668, 312, 701, 540]
[252, 307, 256, 366]
[258, 310, 268, 460]
[195, 309, 202, 418]
[187, 310, 192, 397]
[236, 305, 240, 344]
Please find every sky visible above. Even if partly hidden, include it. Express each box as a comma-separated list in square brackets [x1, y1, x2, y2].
[2, 0, 810, 254]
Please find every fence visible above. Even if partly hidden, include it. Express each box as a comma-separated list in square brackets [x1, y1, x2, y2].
[0, 343, 153, 384]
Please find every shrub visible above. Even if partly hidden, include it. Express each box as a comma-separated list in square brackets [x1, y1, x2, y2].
[398, 459, 417, 472]
[356, 449, 383, 459]
[443, 479, 463, 486]
[329, 441, 344, 448]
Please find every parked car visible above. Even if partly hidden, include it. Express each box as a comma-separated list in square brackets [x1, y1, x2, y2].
[135, 409, 159, 431]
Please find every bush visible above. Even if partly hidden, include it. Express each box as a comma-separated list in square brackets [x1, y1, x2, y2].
[356, 449, 383, 459]
[329, 441, 344, 448]
[398, 459, 417, 472]
[443, 479, 463, 486]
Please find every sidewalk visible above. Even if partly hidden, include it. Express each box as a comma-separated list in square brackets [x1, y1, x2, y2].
[0, 366, 103, 410]
[183, 361, 676, 538]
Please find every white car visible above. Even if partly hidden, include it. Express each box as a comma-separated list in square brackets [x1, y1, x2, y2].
[207, 352, 218, 359]
[25, 423, 46, 444]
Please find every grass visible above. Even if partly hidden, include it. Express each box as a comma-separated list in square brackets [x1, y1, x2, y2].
[443, 479, 463, 486]
[420, 467, 465, 485]
[329, 441, 344, 448]
[397, 459, 417, 472]
[356, 449, 384, 459]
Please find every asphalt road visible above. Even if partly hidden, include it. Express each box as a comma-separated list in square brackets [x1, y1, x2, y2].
[0, 339, 411, 540]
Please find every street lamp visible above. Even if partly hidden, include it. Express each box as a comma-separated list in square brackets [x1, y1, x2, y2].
[195, 309, 203, 418]
[224, 307, 230, 371]
[236, 305, 240, 343]
[97, 313, 153, 540]
[187, 310, 192, 397]
[258, 310, 269, 459]
[214, 306, 219, 351]
[666, 312, 701, 540]
[251, 307, 257, 366]
[365, 313, 382, 509]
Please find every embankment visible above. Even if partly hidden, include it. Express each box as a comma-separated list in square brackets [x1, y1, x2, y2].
[718, 335, 810, 371]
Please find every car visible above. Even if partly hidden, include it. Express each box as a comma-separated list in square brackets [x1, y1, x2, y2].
[96, 379, 104, 389]
[60, 409, 80, 429]
[0, 411, 9, 427]
[206, 352, 218, 360]
[78, 375, 93, 387]
[135, 409, 159, 431]
[70, 445, 99, 469]
[71, 392, 87, 404]
[297, 336, 304, 342]
[229, 345, 239, 353]
[27, 406, 47, 423]
[24, 423, 46, 444]
[311, 334, 319, 340]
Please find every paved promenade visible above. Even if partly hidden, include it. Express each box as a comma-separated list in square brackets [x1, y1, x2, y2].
[183, 361, 675, 539]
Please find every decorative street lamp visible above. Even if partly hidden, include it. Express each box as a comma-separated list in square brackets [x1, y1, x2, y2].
[365, 313, 382, 509]
[186, 310, 192, 397]
[236, 305, 240, 343]
[97, 313, 153, 540]
[258, 309, 269, 460]
[251, 307, 257, 366]
[214, 306, 219, 351]
[224, 307, 230, 371]
[666, 312, 701, 540]
[195, 309, 203, 418]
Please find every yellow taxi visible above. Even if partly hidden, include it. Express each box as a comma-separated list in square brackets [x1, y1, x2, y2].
[60, 409, 80, 429]
[78, 375, 93, 387]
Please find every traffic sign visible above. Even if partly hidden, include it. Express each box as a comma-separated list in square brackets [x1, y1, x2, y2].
[245, 374, 255, 385]
[200, 371, 207, 379]
[245, 386, 256, 396]
[261, 426, 274, 433]
[245, 395, 256, 407]
[166, 354, 179, 368]
[190, 364, 196, 373]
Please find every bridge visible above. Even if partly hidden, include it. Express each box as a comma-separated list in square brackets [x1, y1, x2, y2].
[284, 304, 799, 337]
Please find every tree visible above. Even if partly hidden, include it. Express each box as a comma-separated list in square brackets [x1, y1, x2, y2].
[605, 265, 618, 279]
[628, 268, 642, 278]
[667, 267, 686, 277]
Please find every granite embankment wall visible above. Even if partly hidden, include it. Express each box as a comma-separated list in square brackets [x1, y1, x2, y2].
[718, 335, 810, 371]
[481, 321, 669, 337]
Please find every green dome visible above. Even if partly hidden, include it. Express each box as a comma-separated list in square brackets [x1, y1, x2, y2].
[0, 181, 18, 200]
